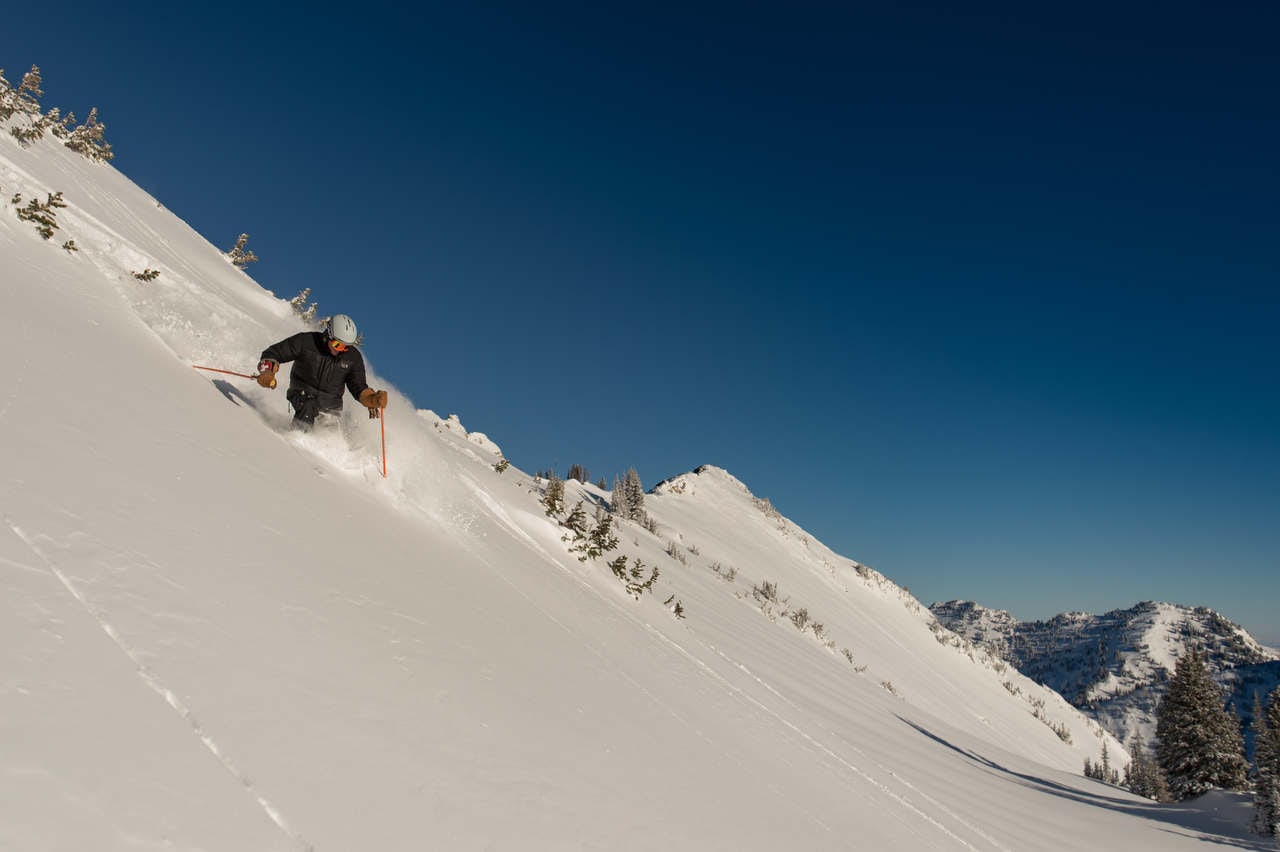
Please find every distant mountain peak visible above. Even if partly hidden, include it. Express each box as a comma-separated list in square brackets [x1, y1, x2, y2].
[931, 598, 1280, 750]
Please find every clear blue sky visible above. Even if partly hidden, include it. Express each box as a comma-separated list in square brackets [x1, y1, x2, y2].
[6, 2, 1276, 644]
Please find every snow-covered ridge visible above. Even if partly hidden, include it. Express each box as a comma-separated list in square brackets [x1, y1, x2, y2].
[0, 99, 1258, 850]
[932, 598, 1280, 751]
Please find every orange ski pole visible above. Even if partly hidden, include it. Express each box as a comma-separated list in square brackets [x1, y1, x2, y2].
[193, 365, 258, 380]
[380, 407, 388, 478]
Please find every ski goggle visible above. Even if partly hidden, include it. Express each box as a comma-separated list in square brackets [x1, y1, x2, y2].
[328, 338, 349, 353]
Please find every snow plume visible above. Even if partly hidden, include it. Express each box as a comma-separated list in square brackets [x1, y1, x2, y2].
[0, 104, 1268, 850]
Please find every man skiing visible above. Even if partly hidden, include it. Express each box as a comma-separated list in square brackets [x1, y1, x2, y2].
[255, 314, 388, 430]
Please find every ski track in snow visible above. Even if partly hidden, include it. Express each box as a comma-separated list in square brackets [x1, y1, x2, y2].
[0, 311, 30, 426]
[2, 514, 314, 852]
[453, 474, 1000, 849]
[642, 624, 1006, 852]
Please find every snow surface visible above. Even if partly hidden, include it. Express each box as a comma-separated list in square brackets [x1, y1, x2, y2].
[1, 126, 1271, 850]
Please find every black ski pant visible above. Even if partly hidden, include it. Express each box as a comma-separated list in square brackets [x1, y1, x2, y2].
[286, 387, 340, 431]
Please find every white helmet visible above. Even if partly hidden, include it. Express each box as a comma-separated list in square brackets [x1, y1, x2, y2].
[326, 314, 359, 346]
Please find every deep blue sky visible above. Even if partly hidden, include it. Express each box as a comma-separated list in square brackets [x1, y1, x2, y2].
[5, 2, 1276, 644]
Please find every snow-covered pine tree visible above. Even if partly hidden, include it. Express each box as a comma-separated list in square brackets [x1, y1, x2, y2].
[64, 107, 114, 162]
[51, 109, 76, 139]
[627, 465, 650, 516]
[1253, 686, 1280, 839]
[288, 288, 316, 319]
[562, 501, 589, 559]
[228, 233, 259, 267]
[541, 473, 565, 517]
[14, 66, 43, 116]
[0, 68, 16, 120]
[3, 65, 46, 144]
[1155, 648, 1249, 800]
[583, 512, 618, 561]
[610, 475, 627, 518]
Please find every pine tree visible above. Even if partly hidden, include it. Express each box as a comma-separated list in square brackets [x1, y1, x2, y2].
[14, 66, 43, 116]
[610, 474, 627, 518]
[1123, 735, 1169, 801]
[228, 233, 259, 267]
[583, 512, 619, 561]
[1253, 687, 1280, 839]
[542, 473, 565, 517]
[1156, 648, 1249, 800]
[561, 501, 589, 559]
[566, 463, 589, 484]
[623, 468, 645, 520]
[0, 68, 12, 120]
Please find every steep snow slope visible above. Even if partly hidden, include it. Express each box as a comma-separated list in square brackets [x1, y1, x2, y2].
[1, 125, 1268, 850]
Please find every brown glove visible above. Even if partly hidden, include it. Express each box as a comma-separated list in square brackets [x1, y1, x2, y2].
[359, 388, 389, 414]
[255, 359, 278, 389]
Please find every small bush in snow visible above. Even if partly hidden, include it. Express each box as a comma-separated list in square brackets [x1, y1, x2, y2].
[710, 562, 737, 583]
[133, 268, 161, 282]
[493, 457, 510, 474]
[790, 607, 810, 631]
[62, 239, 77, 252]
[754, 496, 781, 521]
[15, 191, 66, 239]
[665, 541, 687, 565]
[753, 580, 779, 603]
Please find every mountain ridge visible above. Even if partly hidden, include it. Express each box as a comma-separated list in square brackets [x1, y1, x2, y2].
[931, 598, 1280, 752]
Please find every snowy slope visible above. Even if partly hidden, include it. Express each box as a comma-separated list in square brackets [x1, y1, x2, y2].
[1, 120, 1269, 850]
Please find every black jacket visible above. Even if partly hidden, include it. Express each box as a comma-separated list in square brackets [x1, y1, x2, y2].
[261, 332, 370, 412]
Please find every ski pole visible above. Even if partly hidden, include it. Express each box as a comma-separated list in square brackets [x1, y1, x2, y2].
[192, 365, 258, 380]
[380, 407, 388, 478]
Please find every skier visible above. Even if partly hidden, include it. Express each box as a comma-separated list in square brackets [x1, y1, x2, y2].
[255, 314, 388, 430]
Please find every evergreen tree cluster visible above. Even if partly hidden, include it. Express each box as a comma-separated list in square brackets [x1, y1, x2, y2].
[1121, 736, 1169, 801]
[561, 502, 619, 563]
[610, 468, 646, 523]
[0, 65, 113, 161]
[1155, 649, 1248, 800]
[1084, 742, 1120, 785]
[1253, 687, 1280, 839]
